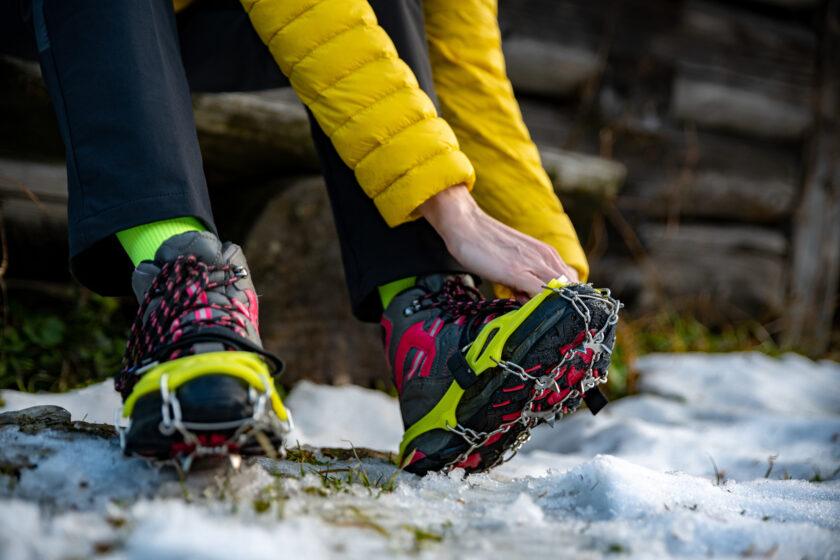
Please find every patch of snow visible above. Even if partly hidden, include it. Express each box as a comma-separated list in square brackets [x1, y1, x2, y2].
[1, 352, 839, 559]
[0, 381, 120, 424]
[0, 427, 161, 510]
[284, 380, 403, 451]
[124, 501, 334, 560]
[518, 352, 840, 482]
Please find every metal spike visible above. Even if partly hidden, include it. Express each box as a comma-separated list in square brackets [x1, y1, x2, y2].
[228, 454, 242, 470]
[179, 453, 195, 473]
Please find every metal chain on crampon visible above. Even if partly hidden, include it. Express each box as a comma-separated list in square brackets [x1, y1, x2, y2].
[441, 284, 622, 474]
[114, 371, 293, 471]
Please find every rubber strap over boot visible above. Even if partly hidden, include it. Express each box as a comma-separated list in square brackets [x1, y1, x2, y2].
[583, 386, 609, 415]
[447, 352, 479, 389]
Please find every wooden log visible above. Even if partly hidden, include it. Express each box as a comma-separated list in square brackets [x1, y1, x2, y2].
[0, 56, 319, 180]
[0, 158, 67, 205]
[192, 89, 319, 183]
[782, 141, 840, 355]
[503, 38, 599, 97]
[0, 158, 70, 280]
[0, 56, 63, 159]
[613, 126, 798, 222]
[753, 0, 819, 7]
[782, 3, 840, 355]
[540, 147, 626, 201]
[499, 0, 682, 60]
[637, 223, 787, 257]
[666, 1, 815, 140]
[518, 97, 580, 149]
[593, 223, 788, 321]
[672, 78, 812, 140]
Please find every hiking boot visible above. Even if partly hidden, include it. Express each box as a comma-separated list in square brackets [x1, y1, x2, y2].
[381, 274, 620, 475]
[114, 231, 291, 463]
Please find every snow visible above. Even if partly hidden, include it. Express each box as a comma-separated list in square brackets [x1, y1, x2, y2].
[284, 380, 404, 451]
[0, 380, 119, 424]
[518, 352, 840, 482]
[1, 352, 839, 559]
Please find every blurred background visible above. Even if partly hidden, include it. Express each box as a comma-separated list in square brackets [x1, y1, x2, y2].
[0, 0, 837, 398]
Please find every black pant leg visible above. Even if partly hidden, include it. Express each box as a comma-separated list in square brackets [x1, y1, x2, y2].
[0, 0, 38, 59]
[30, 0, 216, 296]
[6, 0, 459, 317]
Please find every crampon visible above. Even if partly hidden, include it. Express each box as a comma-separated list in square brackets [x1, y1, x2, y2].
[385, 276, 621, 475]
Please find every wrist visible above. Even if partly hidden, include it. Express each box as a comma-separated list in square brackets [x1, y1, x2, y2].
[418, 183, 477, 233]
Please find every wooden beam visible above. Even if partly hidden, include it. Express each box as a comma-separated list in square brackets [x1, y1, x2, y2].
[783, 0, 840, 355]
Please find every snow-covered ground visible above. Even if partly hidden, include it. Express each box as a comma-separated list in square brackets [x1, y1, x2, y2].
[1, 352, 838, 559]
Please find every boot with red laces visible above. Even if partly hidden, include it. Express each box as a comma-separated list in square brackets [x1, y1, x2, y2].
[114, 231, 291, 466]
[381, 274, 621, 475]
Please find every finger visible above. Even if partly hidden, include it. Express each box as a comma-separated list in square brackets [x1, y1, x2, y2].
[532, 245, 569, 283]
[513, 290, 531, 305]
[545, 256, 577, 284]
[533, 261, 567, 286]
[517, 271, 546, 298]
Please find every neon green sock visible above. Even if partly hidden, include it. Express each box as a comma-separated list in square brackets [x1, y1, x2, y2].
[378, 276, 417, 309]
[116, 217, 207, 267]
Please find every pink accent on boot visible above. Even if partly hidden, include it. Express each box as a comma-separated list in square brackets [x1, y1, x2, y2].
[483, 432, 503, 447]
[244, 289, 260, 334]
[394, 322, 438, 387]
[455, 452, 482, 469]
[406, 450, 426, 465]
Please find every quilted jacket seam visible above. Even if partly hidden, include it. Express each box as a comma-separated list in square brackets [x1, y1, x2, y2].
[353, 115, 433, 175]
[329, 84, 414, 137]
[307, 51, 394, 104]
[283, 19, 365, 77]
[263, 2, 321, 46]
[371, 145, 456, 200]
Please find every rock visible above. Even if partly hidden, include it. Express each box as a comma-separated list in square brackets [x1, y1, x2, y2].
[243, 176, 388, 389]
[0, 405, 118, 438]
[0, 405, 71, 434]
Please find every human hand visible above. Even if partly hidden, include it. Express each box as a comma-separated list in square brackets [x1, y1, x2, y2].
[419, 184, 579, 301]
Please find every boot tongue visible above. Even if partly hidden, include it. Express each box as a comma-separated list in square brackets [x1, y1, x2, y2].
[416, 273, 475, 294]
[153, 231, 224, 267]
[130, 231, 224, 305]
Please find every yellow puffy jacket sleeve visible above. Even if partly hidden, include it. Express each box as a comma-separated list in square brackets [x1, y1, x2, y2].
[422, 0, 589, 282]
[240, 0, 475, 227]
